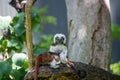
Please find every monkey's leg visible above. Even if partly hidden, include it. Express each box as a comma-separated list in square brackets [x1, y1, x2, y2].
[50, 58, 60, 68]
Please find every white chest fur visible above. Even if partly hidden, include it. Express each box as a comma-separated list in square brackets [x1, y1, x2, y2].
[50, 44, 67, 54]
[50, 44, 68, 63]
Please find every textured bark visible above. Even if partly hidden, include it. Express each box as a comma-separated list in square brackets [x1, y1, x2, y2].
[25, 0, 34, 69]
[24, 62, 120, 80]
[65, 0, 111, 70]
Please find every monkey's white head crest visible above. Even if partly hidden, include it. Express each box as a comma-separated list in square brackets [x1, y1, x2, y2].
[53, 33, 66, 44]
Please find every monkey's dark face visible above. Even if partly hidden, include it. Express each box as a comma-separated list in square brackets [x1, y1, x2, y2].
[54, 34, 66, 44]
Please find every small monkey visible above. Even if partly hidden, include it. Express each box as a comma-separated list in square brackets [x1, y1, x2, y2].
[34, 33, 74, 80]
[49, 33, 74, 68]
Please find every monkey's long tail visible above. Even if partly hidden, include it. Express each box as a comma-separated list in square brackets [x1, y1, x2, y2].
[34, 55, 42, 80]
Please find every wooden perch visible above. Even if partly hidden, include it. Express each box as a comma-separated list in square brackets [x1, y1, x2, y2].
[24, 62, 120, 80]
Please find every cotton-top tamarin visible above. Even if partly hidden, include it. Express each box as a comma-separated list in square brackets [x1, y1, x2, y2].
[49, 33, 74, 68]
[34, 33, 74, 80]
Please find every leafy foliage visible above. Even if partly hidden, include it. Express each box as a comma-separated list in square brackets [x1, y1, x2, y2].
[110, 61, 120, 76]
[0, 56, 28, 80]
[0, 57, 12, 79]
[0, 6, 56, 80]
[0, 16, 12, 29]
[110, 24, 120, 76]
[33, 34, 53, 57]
[31, 6, 56, 32]
[112, 24, 120, 39]
[0, 6, 56, 53]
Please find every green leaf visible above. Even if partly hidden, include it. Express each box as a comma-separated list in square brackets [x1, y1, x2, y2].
[12, 53, 27, 67]
[2, 40, 7, 49]
[12, 13, 25, 24]
[10, 67, 27, 80]
[14, 23, 25, 36]
[22, 59, 28, 69]
[40, 35, 53, 49]
[46, 16, 56, 25]
[39, 6, 48, 14]
[12, 13, 25, 36]
[10, 69, 21, 80]
[0, 71, 2, 80]
[39, 16, 56, 26]
[7, 37, 23, 52]
[0, 40, 7, 52]
[112, 24, 120, 39]
[0, 57, 12, 76]
[17, 68, 27, 79]
[33, 34, 53, 57]
[6, 56, 12, 64]
[31, 6, 48, 15]
[7, 39, 18, 47]
[32, 22, 42, 32]
[30, 7, 56, 33]
[33, 45, 47, 57]
[110, 61, 120, 75]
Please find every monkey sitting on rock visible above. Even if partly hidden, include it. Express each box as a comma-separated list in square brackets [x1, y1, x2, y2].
[34, 33, 74, 80]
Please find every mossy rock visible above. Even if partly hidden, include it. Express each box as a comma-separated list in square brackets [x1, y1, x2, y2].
[24, 64, 81, 80]
[24, 62, 120, 80]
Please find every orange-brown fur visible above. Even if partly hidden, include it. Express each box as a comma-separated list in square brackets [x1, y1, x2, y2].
[34, 52, 74, 80]
[34, 52, 59, 80]
[34, 52, 51, 80]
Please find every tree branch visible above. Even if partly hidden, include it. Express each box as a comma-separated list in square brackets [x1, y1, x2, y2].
[25, 0, 34, 70]
[24, 62, 120, 80]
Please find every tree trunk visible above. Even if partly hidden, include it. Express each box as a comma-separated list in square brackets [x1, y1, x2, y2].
[65, 0, 111, 70]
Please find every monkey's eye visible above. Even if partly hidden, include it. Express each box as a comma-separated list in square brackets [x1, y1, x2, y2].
[61, 37, 64, 40]
[55, 36, 59, 40]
